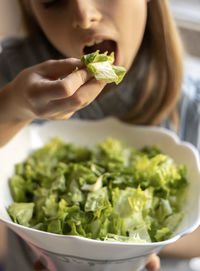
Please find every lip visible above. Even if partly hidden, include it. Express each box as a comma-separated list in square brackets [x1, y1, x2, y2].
[81, 35, 120, 65]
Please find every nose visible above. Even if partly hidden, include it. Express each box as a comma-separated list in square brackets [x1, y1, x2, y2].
[72, 0, 102, 29]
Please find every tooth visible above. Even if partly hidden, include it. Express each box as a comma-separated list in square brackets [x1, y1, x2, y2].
[85, 40, 103, 47]
[95, 40, 103, 44]
[85, 41, 96, 47]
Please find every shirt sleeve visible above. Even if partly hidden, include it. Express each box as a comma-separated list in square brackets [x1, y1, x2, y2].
[0, 37, 29, 89]
[178, 74, 200, 151]
[0, 50, 11, 89]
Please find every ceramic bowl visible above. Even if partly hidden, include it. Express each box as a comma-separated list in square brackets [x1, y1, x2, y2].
[1, 118, 200, 271]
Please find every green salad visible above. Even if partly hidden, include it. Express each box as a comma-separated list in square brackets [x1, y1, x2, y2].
[81, 50, 126, 85]
[8, 137, 188, 243]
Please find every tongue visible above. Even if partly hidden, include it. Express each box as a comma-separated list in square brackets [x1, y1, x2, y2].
[84, 40, 116, 55]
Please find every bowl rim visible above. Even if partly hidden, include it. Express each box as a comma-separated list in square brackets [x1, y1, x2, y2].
[0, 217, 199, 247]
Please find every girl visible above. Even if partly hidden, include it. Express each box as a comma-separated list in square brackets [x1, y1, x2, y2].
[0, 0, 199, 270]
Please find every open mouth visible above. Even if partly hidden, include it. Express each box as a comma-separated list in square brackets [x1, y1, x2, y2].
[83, 40, 118, 63]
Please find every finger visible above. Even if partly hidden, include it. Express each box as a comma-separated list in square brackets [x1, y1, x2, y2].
[68, 78, 106, 109]
[30, 68, 91, 103]
[34, 78, 106, 117]
[37, 58, 84, 79]
[146, 254, 160, 271]
[33, 260, 46, 270]
[48, 78, 105, 113]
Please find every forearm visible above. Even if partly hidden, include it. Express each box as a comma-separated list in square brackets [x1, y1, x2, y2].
[160, 226, 200, 259]
[0, 84, 32, 147]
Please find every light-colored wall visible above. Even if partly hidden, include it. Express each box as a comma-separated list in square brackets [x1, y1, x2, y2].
[0, 0, 23, 38]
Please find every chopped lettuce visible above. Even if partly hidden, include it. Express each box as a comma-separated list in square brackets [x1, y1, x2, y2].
[8, 202, 34, 227]
[8, 137, 188, 243]
[81, 50, 126, 85]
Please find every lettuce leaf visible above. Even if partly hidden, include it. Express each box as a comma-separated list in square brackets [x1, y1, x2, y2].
[81, 50, 126, 85]
[8, 202, 34, 227]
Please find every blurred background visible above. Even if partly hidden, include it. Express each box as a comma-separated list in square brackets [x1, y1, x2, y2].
[169, 0, 200, 57]
[0, 0, 23, 41]
[168, 0, 200, 80]
[0, 0, 200, 270]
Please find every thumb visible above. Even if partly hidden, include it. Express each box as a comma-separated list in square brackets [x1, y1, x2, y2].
[146, 254, 160, 271]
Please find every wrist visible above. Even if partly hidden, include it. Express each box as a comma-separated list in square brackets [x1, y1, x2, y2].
[0, 82, 33, 124]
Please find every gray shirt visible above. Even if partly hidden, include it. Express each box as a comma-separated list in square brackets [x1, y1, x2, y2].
[0, 33, 200, 271]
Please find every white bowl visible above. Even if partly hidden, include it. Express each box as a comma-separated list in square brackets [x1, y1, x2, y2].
[0, 117, 200, 271]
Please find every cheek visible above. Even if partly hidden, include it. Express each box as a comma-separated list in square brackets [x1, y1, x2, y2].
[127, 0, 147, 33]
[40, 18, 70, 54]
[129, 10, 147, 52]
[122, 1, 147, 68]
[31, 3, 71, 55]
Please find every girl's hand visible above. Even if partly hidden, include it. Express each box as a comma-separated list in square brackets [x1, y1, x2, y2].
[8, 58, 106, 122]
[0, 58, 106, 146]
[146, 254, 160, 271]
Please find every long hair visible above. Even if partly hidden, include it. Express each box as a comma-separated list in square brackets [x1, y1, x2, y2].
[123, 0, 183, 127]
[18, 0, 39, 35]
[18, 0, 183, 127]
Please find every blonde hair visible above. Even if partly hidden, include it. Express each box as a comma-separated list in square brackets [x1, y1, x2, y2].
[19, 0, 183, 127]
[123, 0, 183, 127]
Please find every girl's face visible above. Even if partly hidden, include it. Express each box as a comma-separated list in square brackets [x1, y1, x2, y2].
[30, 0, 149, 70]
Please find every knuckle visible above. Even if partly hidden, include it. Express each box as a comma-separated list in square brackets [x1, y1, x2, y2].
[71, 58, 82, 66]
[70, 57, 79, 62]
[28, 83, 37, 98]
[58, 80, 73, 97]
[19, 68, 30, 78]
[44, 59, 56, 66]
[39, 60, 56, 72]
[16, 67, 32, 84]
[32, 106, 47, 118]
[26, 82, 40, 103]
[77, 70, 87, 84]
[96, 79, 106, 89]
[73, 94, 89, 108]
